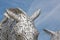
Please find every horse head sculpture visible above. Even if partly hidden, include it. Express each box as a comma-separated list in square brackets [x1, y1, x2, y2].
[5, 8, 41, 40]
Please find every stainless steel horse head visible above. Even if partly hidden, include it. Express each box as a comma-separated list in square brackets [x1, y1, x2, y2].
[6, 8, 41, 40]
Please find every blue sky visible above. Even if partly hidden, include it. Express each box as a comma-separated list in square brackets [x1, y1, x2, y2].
[0, 0, 60, 40]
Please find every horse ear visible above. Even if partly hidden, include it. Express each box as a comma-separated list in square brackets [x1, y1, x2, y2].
[17, 8, 27, 15]
[4, 12, 10, 18]
[43, 29, 57, 35]
[6, 9, 20, 21]
[30, 9, 41, 21]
